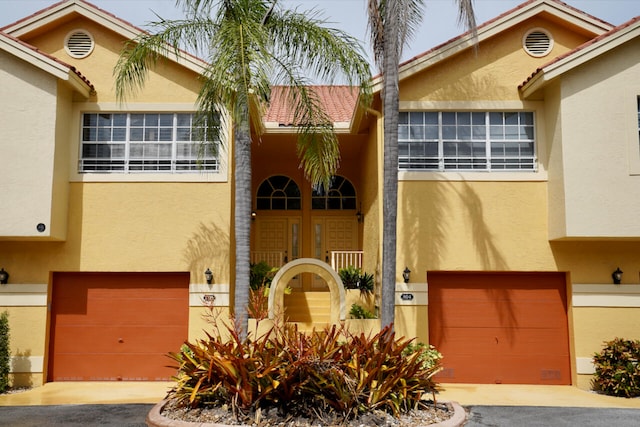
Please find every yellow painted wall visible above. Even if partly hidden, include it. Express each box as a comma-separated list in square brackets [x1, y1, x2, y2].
[397, 181, 556, 274]
[1, 306, 47, 387]
[401, 17, 594, 102]
[24, 18, 203, 103]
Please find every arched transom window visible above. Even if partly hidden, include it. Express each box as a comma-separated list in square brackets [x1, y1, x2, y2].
[312, 176, 356, 210]
[256, 175, 301, 210]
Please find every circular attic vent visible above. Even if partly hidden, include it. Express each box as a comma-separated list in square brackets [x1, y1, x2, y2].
[523, 28, 553, 57]
[64, 30, 94, 58]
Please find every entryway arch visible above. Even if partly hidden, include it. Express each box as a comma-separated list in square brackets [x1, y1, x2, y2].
[268, 258, 346, 323]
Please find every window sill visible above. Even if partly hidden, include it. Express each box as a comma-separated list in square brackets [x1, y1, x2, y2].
[398, 170, 547, 182]
[70, 171, 227, 183]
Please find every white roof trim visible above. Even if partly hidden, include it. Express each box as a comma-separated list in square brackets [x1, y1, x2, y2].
[371, 0, 613, 91]
[3, 0, 208, 75]
[520, 18, 640, 98]
[0, 34, 92, 98]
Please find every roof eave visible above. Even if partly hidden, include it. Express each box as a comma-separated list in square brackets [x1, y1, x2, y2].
[393, 0, 613, 87]
[3, 0, 209, 75]
[0, 33, 93, 96]
[520, 18, 640, 97]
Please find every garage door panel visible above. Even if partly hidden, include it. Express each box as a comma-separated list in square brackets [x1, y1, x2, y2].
[49, 272, 189, 382]
[428, 272, 570, 385]
[432, 301, 566, 329]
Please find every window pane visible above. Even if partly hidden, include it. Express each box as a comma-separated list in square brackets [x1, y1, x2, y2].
[442, 112, 456, 125]
[504, 112, 519, 125]
[472, 125, 486, 139]
[425, 125, 438, 139]
[472, 112, 485, 125]
[82, 128, 96, 141]
[145, 114, 159, 126]
[398, 125, 409, 140]
[409, 112, 423, 125]
[130, 114, 144, 126]
[112, 114, 127, 126]
[489, 112, 503, 125]
[442, 125, 456, 139]
[458, 126, 471, 140]
[457, 112, 471, 125]
[399, 112, 409, 124]
[112, 127, 126, 141]
[425, 112, 438, 125]
[410, 125, 424, 139]
[84, 114, 97, 126]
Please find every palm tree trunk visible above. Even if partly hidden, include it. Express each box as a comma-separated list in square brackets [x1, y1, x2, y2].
[380, 0, 400, 330]
[233, 103, 252, 341]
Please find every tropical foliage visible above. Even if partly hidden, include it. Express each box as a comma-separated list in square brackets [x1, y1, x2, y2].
[167, 321, 443, 422]
[367, 0, 476, 329]
[349, 303, 377, 319]
[339, 266, 374, 294]
[114, 0, 372, 340]
[592, 337, 640, 398]
[0, 311, 9, 392]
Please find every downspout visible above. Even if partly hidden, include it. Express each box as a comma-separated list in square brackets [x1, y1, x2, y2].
[366, 107, 383, 316]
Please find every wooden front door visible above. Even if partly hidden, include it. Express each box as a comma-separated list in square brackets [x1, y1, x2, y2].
[311, 217, 358, 290]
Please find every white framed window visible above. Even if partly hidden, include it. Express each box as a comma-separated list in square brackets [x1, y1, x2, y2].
[79, 113, 219, 173]
[399, 111, 536, 171]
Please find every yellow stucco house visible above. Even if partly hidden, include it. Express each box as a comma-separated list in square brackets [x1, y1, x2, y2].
[1, 0, 639, 390]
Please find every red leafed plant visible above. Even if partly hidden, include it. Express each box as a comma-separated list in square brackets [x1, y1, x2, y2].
[592, 337, 640, 398]
[167, 319, 443, 422]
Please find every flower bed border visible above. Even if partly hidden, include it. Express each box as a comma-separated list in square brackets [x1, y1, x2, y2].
[146, 399, 468, 427]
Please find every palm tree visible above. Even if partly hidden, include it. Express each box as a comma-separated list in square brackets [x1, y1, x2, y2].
[368, 0, 476, 329]
[115, 0, 371, 340]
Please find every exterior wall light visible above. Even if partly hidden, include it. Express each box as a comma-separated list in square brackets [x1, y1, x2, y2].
[204, 268, 213, 285]
[402, 267, 411, 284]
[612, 267, 623, 284]
[251, 211, 257, 221]
[356, 204, 363, 223]
[0, 268, 9, 285]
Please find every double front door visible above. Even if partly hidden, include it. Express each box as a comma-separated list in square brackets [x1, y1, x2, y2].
[253, 215, 358, 291]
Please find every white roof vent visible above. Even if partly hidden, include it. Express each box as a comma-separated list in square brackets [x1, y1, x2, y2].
[523, 28, 553, 57]
[64, 30, 94, 59]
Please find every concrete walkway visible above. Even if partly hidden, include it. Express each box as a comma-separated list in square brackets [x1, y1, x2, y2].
[1, 382, 640, 408]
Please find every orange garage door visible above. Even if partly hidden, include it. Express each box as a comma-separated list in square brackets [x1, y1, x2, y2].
[48, 272, 189, 381]
[428, 272, 570, 385]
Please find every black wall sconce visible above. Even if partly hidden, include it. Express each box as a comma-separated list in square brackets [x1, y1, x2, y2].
[612, 267, 623, 285]
[0, 268, 9, 285]
[204, 268, 213, 285]
[402, 267, 411, 284]
[356, 204, 363, 223]
[251, 211, 257, 221]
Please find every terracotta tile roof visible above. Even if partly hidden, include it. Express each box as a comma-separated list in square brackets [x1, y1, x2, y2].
[398, 0, 612, 69]
[519, 15, 640, 89]
[264, 86, 358, 126]
[1, 0, 136, 33]
[0, 30, 95, 91]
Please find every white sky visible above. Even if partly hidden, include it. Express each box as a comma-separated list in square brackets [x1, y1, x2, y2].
[1, 0, 639, 63]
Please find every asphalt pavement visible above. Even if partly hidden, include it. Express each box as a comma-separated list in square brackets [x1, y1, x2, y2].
[1, 404, 640, 426]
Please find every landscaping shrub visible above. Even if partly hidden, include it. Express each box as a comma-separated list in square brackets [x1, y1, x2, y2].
[0, 311, 9, 393]
[249, 261, 277, 291]
[349, 303, 376, 319]
[592, 337, 640, 398]
[167, 322, 443, 421]
[339, 266, 374, 294]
